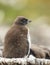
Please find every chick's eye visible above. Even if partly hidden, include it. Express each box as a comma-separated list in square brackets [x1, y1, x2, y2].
[23, 19, 26, 22]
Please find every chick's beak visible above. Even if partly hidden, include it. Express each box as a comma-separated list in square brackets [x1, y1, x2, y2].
[28, 20, 31, 22]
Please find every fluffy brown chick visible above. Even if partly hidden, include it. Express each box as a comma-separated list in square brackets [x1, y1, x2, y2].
[3, 16, 31, 58]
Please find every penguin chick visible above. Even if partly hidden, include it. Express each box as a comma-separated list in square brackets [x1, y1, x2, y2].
[3, 16, 31, 58]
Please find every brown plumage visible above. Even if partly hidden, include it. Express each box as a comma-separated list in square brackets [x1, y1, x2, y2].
[30, 44, 50, 59]
[3, 16, 31, 58]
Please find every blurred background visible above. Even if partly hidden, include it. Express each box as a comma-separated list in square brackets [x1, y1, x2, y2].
[0, 0, 50, 48]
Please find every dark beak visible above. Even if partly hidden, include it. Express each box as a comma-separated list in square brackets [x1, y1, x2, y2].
[28, 20, 31, 22]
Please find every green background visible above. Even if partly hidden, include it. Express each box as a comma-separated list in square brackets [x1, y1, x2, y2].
[0, 0, 50, 25]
